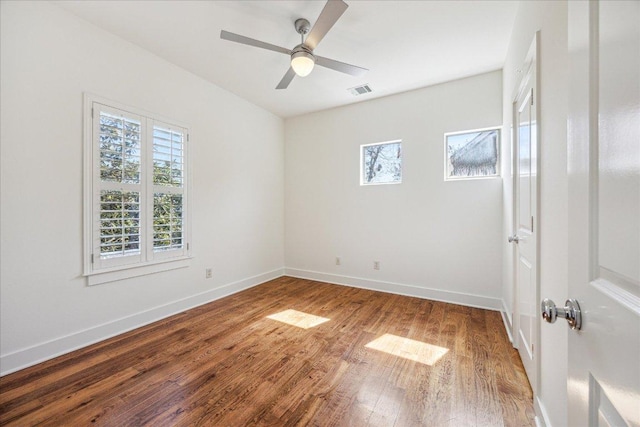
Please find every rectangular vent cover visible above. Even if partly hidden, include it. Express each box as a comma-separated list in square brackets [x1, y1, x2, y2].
[348, 84, 372, 96]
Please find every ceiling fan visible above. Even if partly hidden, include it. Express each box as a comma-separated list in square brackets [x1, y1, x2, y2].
[220, 0, 367, 90]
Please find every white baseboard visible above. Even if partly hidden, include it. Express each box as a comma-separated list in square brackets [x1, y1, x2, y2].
[534, 395, 551, 427]
[500, 298, 514, 344]
[0, 268, 284, 376]
[284, 268, 502, 311]
[1, 268, 503, 376]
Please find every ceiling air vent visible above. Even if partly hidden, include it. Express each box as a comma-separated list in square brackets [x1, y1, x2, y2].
[348, 84, 372, 96]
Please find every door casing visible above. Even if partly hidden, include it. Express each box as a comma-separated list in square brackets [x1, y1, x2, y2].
[511, 32, 541, 399]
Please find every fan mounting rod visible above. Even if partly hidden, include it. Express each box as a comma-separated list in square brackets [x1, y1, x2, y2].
[295, 18, 311, 36]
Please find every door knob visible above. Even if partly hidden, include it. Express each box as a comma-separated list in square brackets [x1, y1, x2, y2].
[541, 298, 582, 330]
[508, 235, 520, 243]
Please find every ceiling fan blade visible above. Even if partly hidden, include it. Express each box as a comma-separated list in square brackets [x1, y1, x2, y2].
[315, 55, 368, 77]
[220, 30, 291, 55]
[304, 0, 348, 51]
[276, 67, 296, 90]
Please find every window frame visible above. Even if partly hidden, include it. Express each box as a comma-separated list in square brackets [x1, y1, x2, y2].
[360, 140, 403, 186]
[83, 94, 191, 285]
[444, 126, 501, 181]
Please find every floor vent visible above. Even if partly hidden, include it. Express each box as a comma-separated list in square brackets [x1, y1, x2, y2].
[348, 84, 372, 96]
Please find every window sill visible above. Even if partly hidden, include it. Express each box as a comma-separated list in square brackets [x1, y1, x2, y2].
[360, 180, 403, 186]
[444, 175, 502, 182]
[85, 256, 192, 286]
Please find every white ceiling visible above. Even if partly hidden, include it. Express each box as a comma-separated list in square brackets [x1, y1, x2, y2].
[56, 0, 517, 118]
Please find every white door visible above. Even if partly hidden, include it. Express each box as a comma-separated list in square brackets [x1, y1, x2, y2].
[566, 1, 640, 426]
[512, 35, 539, 394]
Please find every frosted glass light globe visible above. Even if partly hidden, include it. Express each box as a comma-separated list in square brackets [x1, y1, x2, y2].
[291, 51, 315, 77]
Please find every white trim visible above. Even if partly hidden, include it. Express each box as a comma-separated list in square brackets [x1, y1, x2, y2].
[587, 0, 600, 282]
[534, 395, 552, 427]
[0, 269, 504, 375]
[87, 256, 192, 286]
[83, 93, 189, 130]
[443, 174, 502, 182]
[532, 29, 543, 405]
[0, 268, 285, 376]
[83, 94, 94, 277]
[284, 268, 502, 311]
[444, 125, 503, 137]
[500, 298, 514, 344]
[510, 31, 541, 399]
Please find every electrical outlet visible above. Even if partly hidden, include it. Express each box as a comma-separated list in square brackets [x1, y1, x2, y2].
[373, 261, 380, 270]
[336, 256, 341, 266]
[205, 268, 213, 279]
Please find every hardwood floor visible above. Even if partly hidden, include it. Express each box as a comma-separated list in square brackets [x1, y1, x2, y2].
[0, 277, 534, 426]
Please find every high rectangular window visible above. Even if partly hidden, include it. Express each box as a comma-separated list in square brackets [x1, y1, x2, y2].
[360, 140, 402, 185]
[85, 96, 190, 284]
[444, 128, 500, 180]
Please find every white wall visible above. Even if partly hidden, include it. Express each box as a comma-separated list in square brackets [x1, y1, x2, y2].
[0, 1, 284, 375]
[501, 2, 569, 426]
[285, 71, 504, 309]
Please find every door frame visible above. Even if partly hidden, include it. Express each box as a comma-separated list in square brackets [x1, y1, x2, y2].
[511, 31, 541, 402]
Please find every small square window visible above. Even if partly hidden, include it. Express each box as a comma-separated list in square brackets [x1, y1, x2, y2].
[361, 140, 402, 185]
[445, 128, 500, 180]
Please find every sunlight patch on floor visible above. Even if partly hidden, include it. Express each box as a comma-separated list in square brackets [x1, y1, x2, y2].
[266, 309, 330, 329]
[365, 333, 449, 366]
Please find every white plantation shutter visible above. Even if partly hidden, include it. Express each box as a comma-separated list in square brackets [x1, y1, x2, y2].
[99, 190, 141, 258]
[93, 106, 144, 269]
[86, 98, 189, 279]
[149, 122, 186, 260]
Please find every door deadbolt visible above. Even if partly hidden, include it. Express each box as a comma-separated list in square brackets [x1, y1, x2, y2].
[541, 298, 582, 330]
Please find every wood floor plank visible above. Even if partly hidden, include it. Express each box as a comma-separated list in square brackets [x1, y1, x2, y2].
[0, 277, 534, 426]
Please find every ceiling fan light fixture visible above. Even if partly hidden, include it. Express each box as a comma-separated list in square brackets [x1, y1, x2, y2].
[291, 50, 315, 77]
[220, 0, 365, 89]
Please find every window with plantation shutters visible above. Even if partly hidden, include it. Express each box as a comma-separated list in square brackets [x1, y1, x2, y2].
[84, 95, 190, 284]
